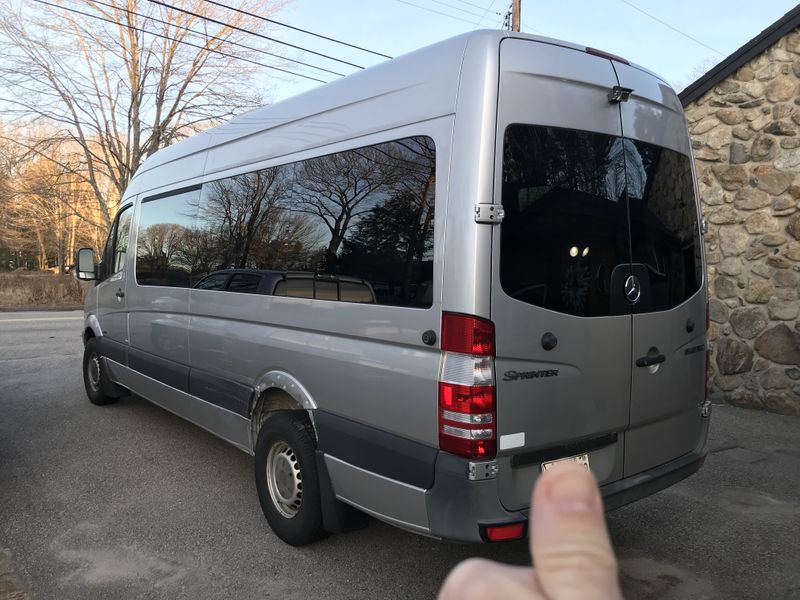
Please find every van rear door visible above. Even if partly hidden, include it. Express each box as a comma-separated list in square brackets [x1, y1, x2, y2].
[491, 39, 631, 511]
[615, 63, 707, 476]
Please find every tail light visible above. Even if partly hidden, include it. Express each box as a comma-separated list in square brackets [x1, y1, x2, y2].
[439, 313, 496, 459]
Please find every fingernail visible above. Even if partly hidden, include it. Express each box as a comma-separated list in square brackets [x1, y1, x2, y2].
[546, 468, 596, 513]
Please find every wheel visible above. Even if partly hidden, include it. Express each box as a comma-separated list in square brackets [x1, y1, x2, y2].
[254, 412, 325, 546]
[82, 338, 119, 406]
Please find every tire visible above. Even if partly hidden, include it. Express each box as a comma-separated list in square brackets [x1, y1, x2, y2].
[82, 338, 119, 406]
[254, 412, 325, 546]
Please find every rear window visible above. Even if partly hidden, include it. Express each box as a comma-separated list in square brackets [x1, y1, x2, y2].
[626, 140, 702, 312]
[500, 125, 630, 317]
[500, 125, 700, 317]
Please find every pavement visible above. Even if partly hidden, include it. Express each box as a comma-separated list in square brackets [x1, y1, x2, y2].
[0, 310, 799, 599]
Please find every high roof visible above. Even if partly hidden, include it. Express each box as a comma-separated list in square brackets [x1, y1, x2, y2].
[679, 5, 800, 106]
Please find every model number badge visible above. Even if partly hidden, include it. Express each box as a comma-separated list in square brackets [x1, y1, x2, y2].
[504, 369, 559, 381]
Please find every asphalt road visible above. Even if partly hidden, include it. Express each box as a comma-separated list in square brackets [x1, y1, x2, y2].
[1, 311, 799, 599]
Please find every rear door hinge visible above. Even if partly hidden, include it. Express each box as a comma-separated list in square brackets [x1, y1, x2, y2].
[474, 203, 504, 224]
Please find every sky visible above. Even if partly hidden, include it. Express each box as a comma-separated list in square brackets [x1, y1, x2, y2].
[259, 0, 800, 102]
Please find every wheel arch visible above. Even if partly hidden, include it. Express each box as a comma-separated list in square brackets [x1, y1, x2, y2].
[83, 314, 102, 345]
[249, 370, 318, 450]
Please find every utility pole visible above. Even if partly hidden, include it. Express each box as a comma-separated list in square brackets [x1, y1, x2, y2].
[504, 1, 521, 32]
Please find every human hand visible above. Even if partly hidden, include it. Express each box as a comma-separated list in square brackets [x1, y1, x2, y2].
[438, 462, 622, 599]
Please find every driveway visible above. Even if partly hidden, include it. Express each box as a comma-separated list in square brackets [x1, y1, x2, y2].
[0, 311, 798, 599]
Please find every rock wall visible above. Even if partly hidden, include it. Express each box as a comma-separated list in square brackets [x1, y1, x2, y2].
[685, 31, 800, 416]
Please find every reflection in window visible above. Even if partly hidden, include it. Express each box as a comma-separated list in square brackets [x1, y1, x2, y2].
[135, 188, 200, 287]
[272, 276, 376, 303]
[501, 125, 630, 317]
[227, 273, 261, 294]
[274, 278, 313, 299]
[500, 125, 701, 317]
[113, 207, 133, 274]
[339, 280, 374, 304]
[626, 141, 702, 311]
[194, 273, 229, 290]
[192, 136, 436, 308]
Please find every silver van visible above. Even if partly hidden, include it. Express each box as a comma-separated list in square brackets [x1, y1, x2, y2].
[76, 30, 710, 545]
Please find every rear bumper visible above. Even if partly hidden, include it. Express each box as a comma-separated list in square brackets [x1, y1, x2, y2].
[601, 446, 707, 512]
[426, 444, 707, 543]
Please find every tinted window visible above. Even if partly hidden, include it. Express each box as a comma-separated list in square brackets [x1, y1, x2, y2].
[625, 141, 702, 312]
[194, 273, 229, 290]
[228, 273, 261, 294]
[500, 125, 630, 317]
[274, 278, 313, 299]
[314, 280, 338, 301]
[101, 215, 118, 280]
[193, 136, 436, 308]
[100, 205, 133, 280]
[136, 188, 200, 287]
[113, 207, 133, 274]
[339, 281, 374, 303]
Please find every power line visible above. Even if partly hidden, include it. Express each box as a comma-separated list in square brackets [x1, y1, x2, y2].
[427, 0, 503, 20]
[76, 0, 346, 77]
[452, 0, 499, 11]
[473, 0, 500, 31]
[202, 0, 393, 59]
[148, 0, 366, 69]
[392, 0, 496, 27]
[618, 0, 724, 57]
[30, 0, 329, 83]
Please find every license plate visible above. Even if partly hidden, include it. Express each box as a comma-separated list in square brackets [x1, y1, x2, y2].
[541, 453, 590, 472]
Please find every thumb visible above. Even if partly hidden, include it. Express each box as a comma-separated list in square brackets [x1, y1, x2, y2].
[530, 462, 622, 600]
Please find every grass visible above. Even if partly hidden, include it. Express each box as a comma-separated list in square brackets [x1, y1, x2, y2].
[0, 271, 89, 308]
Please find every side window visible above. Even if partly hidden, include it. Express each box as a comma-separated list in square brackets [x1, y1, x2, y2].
[227, 273, 261, 294]
[339, 280, 375, 303]
[100, 220, 118, 280]
[274, 278, 313, 299]
[100, 204, 132, 280]
[136, 187, 201, 288]
[194, 273, 229, 290]
[193, 135, 436, 308]
[112, 206, 133, 274]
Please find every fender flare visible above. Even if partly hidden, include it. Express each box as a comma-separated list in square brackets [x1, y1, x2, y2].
[85, 314, 103, 340]
[251, 370, 318, 413]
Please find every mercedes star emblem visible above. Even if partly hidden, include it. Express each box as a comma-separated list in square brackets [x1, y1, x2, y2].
[624, 275, 641, 304]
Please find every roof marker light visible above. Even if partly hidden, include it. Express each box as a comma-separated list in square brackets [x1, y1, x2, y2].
[586, 47, 630, 64]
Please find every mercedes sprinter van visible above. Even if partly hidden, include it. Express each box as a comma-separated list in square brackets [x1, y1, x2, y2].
[76, 30, 710, 545]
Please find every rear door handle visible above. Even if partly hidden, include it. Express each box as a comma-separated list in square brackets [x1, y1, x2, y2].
[636, 353, 665, 367]
[115, 288, 125, 299]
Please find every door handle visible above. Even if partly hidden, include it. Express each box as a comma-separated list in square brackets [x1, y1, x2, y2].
[115, 288, 125, 299]
[636, 353, 665, 367]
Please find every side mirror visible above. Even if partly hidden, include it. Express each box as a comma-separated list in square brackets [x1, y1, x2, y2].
[75, 248, 97, 281]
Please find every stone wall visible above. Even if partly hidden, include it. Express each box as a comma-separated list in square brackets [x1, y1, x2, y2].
[685, 30, 800, 416]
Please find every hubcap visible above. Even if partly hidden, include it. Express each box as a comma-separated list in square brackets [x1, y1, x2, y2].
[266, 441, 303, 518]
[87, 353, 101, 392]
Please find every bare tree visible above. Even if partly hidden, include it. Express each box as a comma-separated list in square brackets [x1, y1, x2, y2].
[293, 148, 399, 271]
[0, 0, 289, 235]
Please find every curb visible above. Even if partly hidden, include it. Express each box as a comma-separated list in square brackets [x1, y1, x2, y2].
[0, 306, 83, 312]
